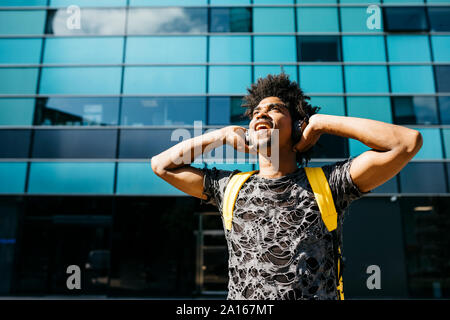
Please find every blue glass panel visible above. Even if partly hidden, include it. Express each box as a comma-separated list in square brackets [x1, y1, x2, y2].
[392, 96, 438, 125]
[34, 97, 120, 126]
[254, 66, 297, 83]
[117, 162, 185, 195]
[0, 163, 27, 194]
[253, 36, 297, 62]
[340, 0, 380, 2]
[0, 99, 35, 126]
[441, 129, 450, 159]
[130, 0, 207, 5]
[387, 35, 431, 62]
[32, 129, 118, 158]
[50, 0, 127, 6]
[439, 97, 450, 124]
[0, 68, 39, 94]
[313, 134, 349, 158]
[210, 7, 252, 32]
[342, 36, 386, 62]
[126, 36, 206, 63]
[208, 66, 251, 94]
[299, 66, 343, 93]
[209, 36, 251, 63]
[298, 36, 341, 62]
[400, 163, 446, 193]
[44, 37, 124, 64]
[340, 7, 383, 32]
[39, 67, 122, 94]
[384, 7, 427, 32]
[121, 97, 206, 126]
[0, 0, 47, 5]
[347, 97, 392, 123]
[208, 97, 247, 126]
[123, 66, 206, 94]
[128, 8, 207, 34]
[429, 7, 450, 32]
[253, 8, 295, 32]
[372, 176, 398, 194]
[308, 97, 345, 116]
[435, 66, 450, 93]
[297, 8, 339, 32]
[344, 66, 389, 93]
[254, 0, 293, 3]
[389, 66, 435, 94]
[382, 0, 422, 3]
[28, 162, 115, 194]
[413, 129, 442, 160]
[0, 130, 31, 158]
[349, 140, 370, 157]
[0, 10, 46, 35]
[431, 36, 450, 62]
[0, 39, 43, 64]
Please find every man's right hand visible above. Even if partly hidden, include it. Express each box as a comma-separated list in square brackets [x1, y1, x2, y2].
[222, 126, 258, 155]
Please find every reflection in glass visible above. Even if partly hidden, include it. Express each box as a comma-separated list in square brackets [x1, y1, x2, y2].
[435, 66, 450, 93]
[383, 7, 428, 32]
[121, 97, 206, 126]
[210, 7, 252, 32]
[208, 97, 246, 126]
[399, 163, 446, 193]
[0, 130, 31, 158]
[297, 36, 341, 62]
[128, 8, 207, 34]
[392, 97, 438, 125]
[439, 97, 450, 124]
[34, 98, 120, 126]
[428, 7, 450, 32]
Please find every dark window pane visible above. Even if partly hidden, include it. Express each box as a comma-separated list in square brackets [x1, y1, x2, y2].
[32, 129, 117, 158]
[311, 134, 349, 159]
[208, 97, 246, 125]
[438, 97, 450, 124]
[372, 176, 398, 194]
[34, 98, 120, 126]
[0, 130, 31, 158]
[210, 8, 252, 33]
[128, 8, 207, 34]
[428, 7, 450, 32]
[297, 36, 341, 62]
[392, 96, 438, 125]
[435, 66, 450, 93]
[400, 162, 446, 193]
[383, 7, 428, 32]
[121, 97, 206, 126]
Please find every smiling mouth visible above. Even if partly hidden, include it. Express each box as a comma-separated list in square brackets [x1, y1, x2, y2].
[254, 121, 273, 131]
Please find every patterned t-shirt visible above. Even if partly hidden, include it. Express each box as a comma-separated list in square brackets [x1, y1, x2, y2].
[200, 157, 370, 300]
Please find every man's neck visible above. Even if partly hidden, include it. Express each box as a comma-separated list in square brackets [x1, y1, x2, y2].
[257, 148, 298, 179]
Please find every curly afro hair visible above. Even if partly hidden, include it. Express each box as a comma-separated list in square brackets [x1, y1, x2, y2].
[241, 72, 320, 167]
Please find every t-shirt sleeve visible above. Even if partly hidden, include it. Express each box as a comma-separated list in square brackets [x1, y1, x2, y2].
[199, 166, 241, 211]
[321, 157, 371, 214]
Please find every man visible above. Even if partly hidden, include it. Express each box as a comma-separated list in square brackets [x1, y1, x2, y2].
[151, 73, 422, 300]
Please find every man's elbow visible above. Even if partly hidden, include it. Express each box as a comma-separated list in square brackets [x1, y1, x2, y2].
[151, 156, 165, 177]
[400, 130, 423, 157]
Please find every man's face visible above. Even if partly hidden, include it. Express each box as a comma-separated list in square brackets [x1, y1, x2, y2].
[248, 96, 293, 150]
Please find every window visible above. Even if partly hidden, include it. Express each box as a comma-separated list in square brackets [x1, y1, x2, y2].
[347, 97, 392, 123]
[44, 37, 124, 64]
[28, 162, 115, 194]
[297, 7, 339, 32]
[0, 163, 27, 194]
[431, 36, 450, 62]
[253, 36, 297, 62]
[392, 97, 438, 125]
[123, 66, 206, 94]
[428, 7, 450, 32]
[341, 7, 383, 32]
[342, 36, 386, 62]
[34, 97, 120, 126]
[0, 130, 31, 158]
[299, 66, 343, 93]
[1, 0, 47, 5]
[389, 66, 435, 94]
[435, 66, 450, 93]
[413, 128, 443, 160]
[0, 99, 35, 126]
[308, 97, 345, 116]
[50, 0, 127, 6]
[254, 66, 298, 83]
[439, 97, 450, 124]
[0, 39, 43, 64]
[312, 135, 349, 159]
[441, 129, 450, 159]
[121, 97, 206, 126]
[297, 36, 341, 62]
[0, 10, 46, 35]
[208, 66, 251, 94]
[210, 7, 252, 32]
[209, 36, 251, 63]
[253, 7, 295, 32]
[208, 96, 246, 125]
[344, 66, 389, 93]
[128, 8, 207, 35]
[32, 129, 118, 159]
[39, 67, 122, 95]
[387, 35, 431, 62]
[130, 0, 207, 5]
[383, 7, 428, 32]
[0, 68, 39, 94]
[399, 163, 446, 193]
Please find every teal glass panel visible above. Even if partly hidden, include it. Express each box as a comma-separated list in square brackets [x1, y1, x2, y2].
[208, 66, 251, 94]
[344, 66, 389, 93]
[28, 162, 115, 194]
[0, 10, 46, 35]
[0, 163, 27, 194]
[39, 67, 122, 94]
[209, 36, 251, 63]
[413, 129, 442, 160]
[254, 66, 297, 83]
[44, 37, 124, 64]
[297, 8, 339, 32]
[0, 68, 39, 94]
[431, 36, 450, 62]
[253, 8, 295, 32]
[0, 99, 35, 126]
[130, 0, 207, 5]
[389, 66, 435, 94]
[340, 7, 384, 32]
[308, 97, 345, 116]
[349, 140, 371, 157]
[126, 36, 206, 63]
[0, 39, 43, 64]
[50, 0, 127, 6]
[347, 97, 392, 123]
[123, 66, 206, 94]
[382, 0, 423, 3]
[342, 36, 386, 62]
[0, 0, 47, 5]
[253, 36, 297, 62]
[387, 35, 431, 62]
[299, 66, 343, 93]
[441, 129, 450, 159]
[211, 0, 250, 4]
[340, 0, 380, 2]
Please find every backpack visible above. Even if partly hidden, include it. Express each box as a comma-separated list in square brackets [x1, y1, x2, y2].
[222, 167, 345, 300]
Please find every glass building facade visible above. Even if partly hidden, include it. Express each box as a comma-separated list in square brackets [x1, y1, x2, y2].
[0, 0, 449, 299]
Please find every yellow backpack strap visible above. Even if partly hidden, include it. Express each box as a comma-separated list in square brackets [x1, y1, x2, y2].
[304, 166, 344, 300]
[222, 170, 258, 231]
